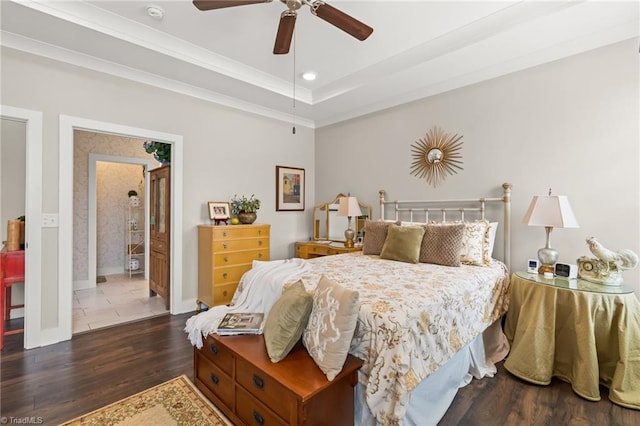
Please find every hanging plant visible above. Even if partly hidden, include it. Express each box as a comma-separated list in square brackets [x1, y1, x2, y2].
[143, 141, 171, 164]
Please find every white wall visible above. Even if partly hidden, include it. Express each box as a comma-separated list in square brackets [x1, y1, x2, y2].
[316, 38, 640, 293]
[1, 46, 315, 339]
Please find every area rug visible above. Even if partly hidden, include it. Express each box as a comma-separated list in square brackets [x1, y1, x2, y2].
[59, 375, 233, 425]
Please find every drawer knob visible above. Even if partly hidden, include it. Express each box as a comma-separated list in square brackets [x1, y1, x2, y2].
[210, 373, 219, 385]
[258, 230, 262, 235]
[223, 231, 227, 237]
[252, 374, 264, 390]
[223, 290, 228, 297]
[209, 344, 219, 355]
[252, 410, 264, 425]
[258, 253, 262, 258]
[223, 243, 227, 249]
[258, 240, 262, 246]
[223, 256, 228, 262]
[222, 273, 228, 279]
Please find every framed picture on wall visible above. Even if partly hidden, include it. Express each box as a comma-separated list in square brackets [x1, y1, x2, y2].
[276, 166, 305, 211]
[208, 201, 231, 220]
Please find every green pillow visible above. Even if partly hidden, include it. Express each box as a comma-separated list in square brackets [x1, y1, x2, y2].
[380, 224, 426, 264]
[263, 280, 313, 363]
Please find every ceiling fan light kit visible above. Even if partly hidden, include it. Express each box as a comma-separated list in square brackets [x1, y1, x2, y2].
[193, 0, 373, 55]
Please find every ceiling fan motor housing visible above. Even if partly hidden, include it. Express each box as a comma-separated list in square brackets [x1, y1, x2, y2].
[282, 0, 302, 11]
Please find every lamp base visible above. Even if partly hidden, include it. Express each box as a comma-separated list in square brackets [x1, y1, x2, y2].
[538, 264, 554, 275]
[344, 228, 355, 248]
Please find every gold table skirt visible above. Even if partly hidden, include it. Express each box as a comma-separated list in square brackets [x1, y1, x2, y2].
[504, 273, 640, 410]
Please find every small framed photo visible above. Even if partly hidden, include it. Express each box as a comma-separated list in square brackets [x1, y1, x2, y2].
[276, 166, 305, 211]
[208, 201, 231, 220]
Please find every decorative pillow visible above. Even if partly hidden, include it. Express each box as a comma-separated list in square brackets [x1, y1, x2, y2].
[420, 222, 465, 266]
[264, 280, 313, 363]
[303, 276, 359, 381]
[459, 220, 491, 266]
[380, 224, 426, 264]
[487, 222, 499, 258]
[362, 221, 394, 255]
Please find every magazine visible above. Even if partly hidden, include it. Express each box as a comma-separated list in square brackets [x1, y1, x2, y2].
[216, 312, 264, 335]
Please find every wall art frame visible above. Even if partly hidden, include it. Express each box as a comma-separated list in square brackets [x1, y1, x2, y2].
[276, 166, 305, 211]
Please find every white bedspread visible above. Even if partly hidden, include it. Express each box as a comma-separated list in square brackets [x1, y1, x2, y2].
[184, 258, 311, 348]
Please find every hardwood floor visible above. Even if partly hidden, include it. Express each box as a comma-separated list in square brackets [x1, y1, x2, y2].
[2, 314, 639, 425]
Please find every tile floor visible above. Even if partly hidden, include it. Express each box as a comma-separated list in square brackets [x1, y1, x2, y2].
[73, 273, 168, 334]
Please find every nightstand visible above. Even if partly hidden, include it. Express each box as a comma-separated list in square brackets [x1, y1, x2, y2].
[504, 271, 640, 409]
[295, 241, 362, 259]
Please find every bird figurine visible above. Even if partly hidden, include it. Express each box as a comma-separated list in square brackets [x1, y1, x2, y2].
[586, 237, 639, 270]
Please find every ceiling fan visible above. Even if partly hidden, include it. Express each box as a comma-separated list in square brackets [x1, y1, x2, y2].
[193, 0, 374, 55]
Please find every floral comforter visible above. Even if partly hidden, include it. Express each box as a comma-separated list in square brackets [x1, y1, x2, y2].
[288, 253, 510, 425]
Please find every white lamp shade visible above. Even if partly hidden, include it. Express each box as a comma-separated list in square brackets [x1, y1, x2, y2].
[522, 195, 579, 228]
[338, 196, 362, 217]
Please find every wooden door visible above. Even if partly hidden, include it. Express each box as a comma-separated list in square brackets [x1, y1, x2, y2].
[149, 165, 170, 310]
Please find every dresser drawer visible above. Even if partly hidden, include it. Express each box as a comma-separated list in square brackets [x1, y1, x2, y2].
[195, 353, 234, 409]
[200, 336, 234, 375]
[150, 238, 166, 252]
[213, 283, 237, 306]
[213, 237, 269, 252]
[212, 226, 270, 240]
[236, 357, 296, 422]
[213, 264, 250, 284]
[236, 385, 287, 426]
[213, 249, 269, 267]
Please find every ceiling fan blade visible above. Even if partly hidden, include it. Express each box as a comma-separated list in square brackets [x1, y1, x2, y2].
[310, 1, 373, 41]
[273, 10, 296, 55]
[193, 0, 272, 11]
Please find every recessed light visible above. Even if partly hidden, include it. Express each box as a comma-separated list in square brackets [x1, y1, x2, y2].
[147, 5, 165, 20]
[301, 71, 317, 81]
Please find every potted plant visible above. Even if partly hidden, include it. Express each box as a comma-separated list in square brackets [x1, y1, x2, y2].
[143, 141, 171, 165]
[230, 194, 261, 224]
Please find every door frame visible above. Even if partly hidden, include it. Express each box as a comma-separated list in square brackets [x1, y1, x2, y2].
[0, 105, 43, 349]
[85, 154, 156, 290]
[59, 115, 185, 342]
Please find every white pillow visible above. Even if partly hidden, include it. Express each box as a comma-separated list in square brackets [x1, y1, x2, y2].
[459, 220, 491, 266]
[488, 222, 498, 258]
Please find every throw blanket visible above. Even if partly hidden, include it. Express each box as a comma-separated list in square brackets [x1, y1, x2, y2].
[185, 258, 311, 348]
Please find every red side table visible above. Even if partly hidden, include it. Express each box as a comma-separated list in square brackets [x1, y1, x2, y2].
[1, 247, 25, 349]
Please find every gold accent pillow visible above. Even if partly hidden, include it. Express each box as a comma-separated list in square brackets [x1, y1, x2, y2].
[362, 220, 394, 255]
[380, 224, 426, 264]
[459, 220, 491, 266]
[264, 280, 313, 363]
[420, 222, 465, 266]
[303, 275, 360, 381]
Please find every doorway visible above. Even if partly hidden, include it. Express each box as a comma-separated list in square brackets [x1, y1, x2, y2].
[0, 105, 42, 349]
[72, 149, 166, 333]
[58, 115, 185, 343]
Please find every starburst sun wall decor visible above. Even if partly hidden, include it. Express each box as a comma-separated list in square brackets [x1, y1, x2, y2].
[410, 126, 464, 187]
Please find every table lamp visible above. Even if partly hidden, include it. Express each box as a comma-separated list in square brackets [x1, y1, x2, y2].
[338, 196, 362, 248]
[522, 189, 579, 274]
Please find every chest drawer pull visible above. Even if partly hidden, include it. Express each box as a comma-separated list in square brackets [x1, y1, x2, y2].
[223, 256, 228, 262]
[223, 243, 228, 249]
[223, 231, 227, 237]
[252, 374, 264, 390]
[252, 410, 264, 425]
[209, 344, 219, 355]
[258, 253, 263, 259]
[258, 240, 263, 246]
[210, 373, 219, 385]
[223, 290, 228, 297]
[258, 229, 262, 235]
[223, 272, 228, 279]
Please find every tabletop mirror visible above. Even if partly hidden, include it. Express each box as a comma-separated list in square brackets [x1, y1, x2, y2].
[313, 194, 371, 243]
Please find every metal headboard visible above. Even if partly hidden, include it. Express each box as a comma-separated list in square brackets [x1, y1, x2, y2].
[378, 182, 512, 271]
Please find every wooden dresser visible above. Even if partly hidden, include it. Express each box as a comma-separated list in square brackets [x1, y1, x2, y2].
[194, 333, 363, 426]
[295, 241, 362, 259]
[197, 224, 270, 309]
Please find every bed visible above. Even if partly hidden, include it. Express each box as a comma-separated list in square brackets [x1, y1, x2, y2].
[186, 183, 513, 425]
